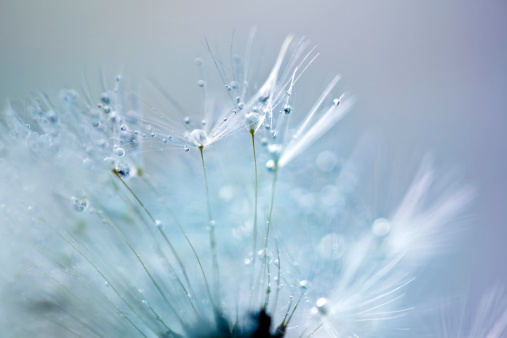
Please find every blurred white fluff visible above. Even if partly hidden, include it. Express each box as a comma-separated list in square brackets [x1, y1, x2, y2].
[420, 286, 507, 338]
[0, 33, 472, 337]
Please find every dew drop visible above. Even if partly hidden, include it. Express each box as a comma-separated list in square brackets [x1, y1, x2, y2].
[318, 233, 344, 259]
[101, 93, 110, 104]
[238, 102, 245, 110]
[333, 98, 340, 106]
[197, 80, 205, 87]
[103, 105, 112, 114]
[105, 281, 110, 287]
[245, 112, 263, 132]
[201, 119, 206, 126]
[115, 147, 125, 157]
[316, 298, 328, 315]
[188, 129, 208, 148]
[194, 57, 203, 66]
[372, 218, 391, 237]
[72, 197, 88, 212]
[120, 125, 128, 131]
[299, 280, 311, 289]
[184, 117, 191, 124]
[283, 105, 292, 114]
[266, 160, 275, 172]
[154, 220, 162, 228]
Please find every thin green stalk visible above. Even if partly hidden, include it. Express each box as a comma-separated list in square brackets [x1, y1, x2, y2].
[248, 130, 259, 307]
[94, 208, 185, 327]
[262, 164, 278, 307]
[41, 220, 161, 335]
[113, 170, 200, 316]
[199, 147, 221, 309]
[251, 131, 258, 269]
[142, 177, 216, 311]
[271, 239, 282, 315]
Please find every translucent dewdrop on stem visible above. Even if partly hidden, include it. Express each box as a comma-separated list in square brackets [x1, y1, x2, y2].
[245, 112, 264, 133]
[188, 129, 208, 148]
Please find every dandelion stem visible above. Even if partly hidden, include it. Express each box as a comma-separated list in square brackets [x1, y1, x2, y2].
[113, 170, 200, 316]
[199, 147, 221, 311]
[262, 164, 278, 307]
[250, 130, 258, 276]
[42, 220, 161, 336]
[94, 208, 186, 327]
[271, 239, 282, 315]
[142, 177, 216, 313]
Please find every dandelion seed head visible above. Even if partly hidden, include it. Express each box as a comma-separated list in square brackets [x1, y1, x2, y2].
[0, 30, 473, 338]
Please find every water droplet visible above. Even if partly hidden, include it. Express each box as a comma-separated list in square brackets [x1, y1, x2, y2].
[103, 105, 112, 114]
[318, 233, 344, 259]
[372, 218, 391, 236]
[266, 160, 275, 172]
[223, 117, 227, 121]
[187, 129, 208, 148]
[257, 248, 273, 264]
[333, 98, 340, 106]
[115, 147, 125, 157]
[197, 80, 205, 87]
[72, 197, 88, 212]
[209, 220, 216, 228]
[184, 146, 190, 152]
[284, 105, 292, 114]
[261, 138, 268, 146]
[238, 102, 245, 110]
[299, 280, 311, 289]
[105, 281, 110, 287]
[92, 121, 100, 128]
[184, 117, 191, 124]
[151, 132, 156, 138]
[194, 57, 203, 66]
[201, 119, 206, 126]
[316, 298, 328, 315]
[155, 220, 162, 228]
[120, 125, 128, 131]
[268, 144, 283, 160]
[245, 112, 263, 132]
[101, 93, 110, 104]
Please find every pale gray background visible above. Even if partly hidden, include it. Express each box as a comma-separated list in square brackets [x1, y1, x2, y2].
[1, 0, 506, 287]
